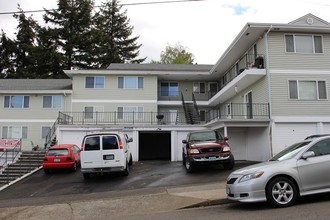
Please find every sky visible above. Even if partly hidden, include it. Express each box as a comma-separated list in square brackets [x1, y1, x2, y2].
[1, 0, 330, 65]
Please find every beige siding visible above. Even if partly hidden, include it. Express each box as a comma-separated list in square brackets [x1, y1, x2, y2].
[268, 32, 330, 70]
[72, 75, 157, 100]
[270, 73, 330, 116]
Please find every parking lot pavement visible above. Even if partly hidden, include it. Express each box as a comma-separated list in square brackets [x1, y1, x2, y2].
[0, 160, 257, 219]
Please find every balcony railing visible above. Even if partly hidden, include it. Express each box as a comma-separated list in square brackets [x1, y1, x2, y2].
[205, 103, 270, 123]
[220, 54, 265, 90]
[56, 103, 269, 126]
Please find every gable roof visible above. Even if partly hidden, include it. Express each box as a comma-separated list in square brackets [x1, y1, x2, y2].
[0, 79, 72, 91]
[289, 13, 330, 27]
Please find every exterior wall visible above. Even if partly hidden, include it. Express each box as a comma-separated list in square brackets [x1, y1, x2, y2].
[72, 74, 158, 101]
[0, 93, 72, 150]
[267, 32, 330, 70]
[270, 72, 330, 116]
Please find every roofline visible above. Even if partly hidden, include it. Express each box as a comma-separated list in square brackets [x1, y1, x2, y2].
[0, 90, 73, 94]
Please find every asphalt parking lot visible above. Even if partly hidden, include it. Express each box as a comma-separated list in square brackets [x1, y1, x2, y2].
[0, 160, 256, 206]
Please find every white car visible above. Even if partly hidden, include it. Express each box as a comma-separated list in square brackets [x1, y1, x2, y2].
[226, 136, 330, 207]
[80, 132, 133, 179]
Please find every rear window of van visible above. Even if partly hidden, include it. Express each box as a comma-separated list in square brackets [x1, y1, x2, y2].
[103, 136, 119, 150]
[84, 136, 100, 151]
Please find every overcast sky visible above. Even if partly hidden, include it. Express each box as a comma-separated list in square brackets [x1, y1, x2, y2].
[1, 0, 330, 64]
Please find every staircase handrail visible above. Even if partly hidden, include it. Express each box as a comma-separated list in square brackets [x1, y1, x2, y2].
[192, 92, 201, 123]
[0, 139, 21, 174]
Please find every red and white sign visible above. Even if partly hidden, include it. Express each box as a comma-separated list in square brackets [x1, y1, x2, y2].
[0, 139, 21, 148]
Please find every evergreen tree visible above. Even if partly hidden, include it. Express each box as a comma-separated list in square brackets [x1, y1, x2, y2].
[12, 7, 40, 78]
[0, 31, 16, 78]
[94, 0, 145, 68]
[43, 0, 95, 70]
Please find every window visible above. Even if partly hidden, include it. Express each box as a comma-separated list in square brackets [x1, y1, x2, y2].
[84, 136, 100, 151]
[285, 34, 323, 53]
[161, 82, 179, 96]
[85, 76, 104, 88]
[2, 126, 27, 139]
[4, 96, 29, 108]
[118, 76, 143, 89]
[193, 83, 206, 94]
[117, 106, 144, 120]
[43, 96, 62, 108]
[199, 110, 206, 122]
[84, 106, 104, 120]
[42, 127, 51, 139]
[308, 138, 330, 156]
[103, 136, 119, 150]
[289, 80, 327, 100]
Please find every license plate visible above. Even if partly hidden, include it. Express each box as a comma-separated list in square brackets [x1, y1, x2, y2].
[103, 155, 114, 160]
[208, 156, 217, 161]
[54, 158, 61, 162]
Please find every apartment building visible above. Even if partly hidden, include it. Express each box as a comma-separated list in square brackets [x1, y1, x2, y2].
[1, 13, 330, 162]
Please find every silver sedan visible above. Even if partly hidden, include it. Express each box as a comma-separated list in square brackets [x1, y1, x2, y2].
[226, 136, 330, 208]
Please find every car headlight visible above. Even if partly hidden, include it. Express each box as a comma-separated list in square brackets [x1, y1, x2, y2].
[239, 171, 264, 183]
[222, 146, 231, 152]
[188, 149, 200, 154]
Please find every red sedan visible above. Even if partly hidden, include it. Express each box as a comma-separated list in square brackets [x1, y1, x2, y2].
[43, 144, 81, 173]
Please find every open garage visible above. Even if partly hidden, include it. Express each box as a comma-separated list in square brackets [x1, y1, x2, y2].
[139, 131, 171, 160]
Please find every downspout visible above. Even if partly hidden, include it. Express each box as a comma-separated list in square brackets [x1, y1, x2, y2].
[265, 25, 273, 157]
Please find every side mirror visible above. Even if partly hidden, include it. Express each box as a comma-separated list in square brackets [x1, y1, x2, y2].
[224, 137, 229, 141]
[182, 140, 187, 144]
[302, 151, 315, 160]
[127, 137, 133, 143]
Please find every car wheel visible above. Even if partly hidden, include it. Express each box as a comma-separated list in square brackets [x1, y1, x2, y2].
[72, 162, 77, 172]
[266, 177, 298, 208]
[123, 162, 129, 176]
[185, 159, 194, 173]
[223, 154, 235, 170]
[128, 154, 133, 166]
[83, 173, 91, 180]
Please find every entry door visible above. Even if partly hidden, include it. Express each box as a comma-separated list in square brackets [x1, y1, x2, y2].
[245, 91, 253, 119]
[209, 83, 218, 97]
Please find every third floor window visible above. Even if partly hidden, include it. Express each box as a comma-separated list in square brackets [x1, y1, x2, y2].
[285, 34, 323, 53]
[4, 96, 29, 108]
[85, 76, 104, 88]
[118, 76, 143, 89]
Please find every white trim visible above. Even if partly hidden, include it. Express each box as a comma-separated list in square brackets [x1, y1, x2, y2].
[72, 99, 157, 104]
[0, 90, 72, 94]
[0, 119, 55, 123]
[270, 69, 330, 74]
[272, 116, 330, 123]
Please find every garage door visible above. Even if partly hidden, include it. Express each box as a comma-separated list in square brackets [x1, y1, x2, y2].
[139, 131, 171, 160]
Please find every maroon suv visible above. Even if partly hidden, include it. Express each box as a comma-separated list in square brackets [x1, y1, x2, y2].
[182, 130, 234, 172]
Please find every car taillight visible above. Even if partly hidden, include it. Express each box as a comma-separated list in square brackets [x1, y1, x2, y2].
[118, 140, 123, 149]
[222, 146, 231, 152]
[66, 156, 73, 161]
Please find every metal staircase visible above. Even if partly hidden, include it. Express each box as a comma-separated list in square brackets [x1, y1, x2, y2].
[0, 151, 45, 187]
[181, 92, 200, 124]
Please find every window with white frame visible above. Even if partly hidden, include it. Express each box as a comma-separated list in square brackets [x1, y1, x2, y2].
[289, 80, 327, 100]
[42, 127, 51, 139]
[43, 95, 62, 108]
[84, 106, 104, 120]
[2, 126, 27, 139]
[285, 34, 323, 53]
[193, 82, 206, 94]
[85, 76, 104, 88]
[118, 76, 143, 89]
[117, 106, 144, 120]
[4, 96, 29, 108]
[160, 82, 179, 96]
[226, 103, 232, 119]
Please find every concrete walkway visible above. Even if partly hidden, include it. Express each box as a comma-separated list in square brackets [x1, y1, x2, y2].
[0, 181, 230, 220]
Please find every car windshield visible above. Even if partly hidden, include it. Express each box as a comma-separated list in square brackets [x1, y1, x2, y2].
[47, 149, 69, 156]
[189, 131, 222, 142]
[269, 141, 311, 161]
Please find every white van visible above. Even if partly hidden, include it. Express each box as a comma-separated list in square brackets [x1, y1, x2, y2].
[80, 132, 133, 179]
